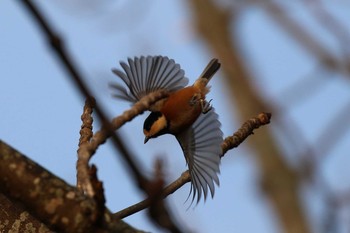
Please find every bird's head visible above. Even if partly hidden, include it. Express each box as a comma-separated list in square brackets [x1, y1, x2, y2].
[143, 111, 169, 143]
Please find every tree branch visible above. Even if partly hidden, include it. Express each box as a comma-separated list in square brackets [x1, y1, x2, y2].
[114, 112, 271, 219]
[0, 140, 144, 233]
[76, 91, 168, 196]
[0, 193, 51, 232]
[19, 0, 148, 192]
[18, 1, 181, 231]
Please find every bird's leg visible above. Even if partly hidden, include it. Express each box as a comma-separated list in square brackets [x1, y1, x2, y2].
[189, 94, 212, 113]
[200, 99, 212, 114]
[189, 93, 201, 106]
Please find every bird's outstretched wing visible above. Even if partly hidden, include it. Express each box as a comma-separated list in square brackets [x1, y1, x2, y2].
[111, 56, 189, 103]
[176, 109, 223, 204]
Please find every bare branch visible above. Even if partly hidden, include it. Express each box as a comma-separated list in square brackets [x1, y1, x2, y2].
[221, 112, 271, 156]
[76, 90, 168, 195]
[0, 140, 143, 233]
[0, 193, 51, 232]
[78, 97, 95, 147]
[18, 2, 179, 231]
[89, 90, 168, 156]
[19, 0, 171, 198]
[114, 112, 271, 219]
[77, 97, 95, 195]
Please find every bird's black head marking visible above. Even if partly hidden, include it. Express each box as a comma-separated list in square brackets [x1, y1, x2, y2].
[143, 111, 170, 140]
[144, 111, 163, 131]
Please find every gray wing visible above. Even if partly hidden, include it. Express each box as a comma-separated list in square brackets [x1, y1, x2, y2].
[111, 56, 189, 103]
[176, 109, 223, 204]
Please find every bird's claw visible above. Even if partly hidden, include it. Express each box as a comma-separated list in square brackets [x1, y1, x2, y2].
[189, 94, 200, 106]
[201, 99, 212, 114]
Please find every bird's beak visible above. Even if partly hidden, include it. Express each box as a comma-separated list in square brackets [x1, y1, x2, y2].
[144, 136, 150, 144]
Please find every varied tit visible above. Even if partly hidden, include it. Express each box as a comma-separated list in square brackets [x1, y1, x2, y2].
[111, 56, 223, 203]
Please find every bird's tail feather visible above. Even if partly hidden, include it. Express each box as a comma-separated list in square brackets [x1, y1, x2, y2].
[199, 58, 220, 81]
[194, 59, 220, 90]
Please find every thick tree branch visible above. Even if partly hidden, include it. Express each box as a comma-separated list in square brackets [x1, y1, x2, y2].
[0, 140, 143, 233]
[0, 193, 51, 232]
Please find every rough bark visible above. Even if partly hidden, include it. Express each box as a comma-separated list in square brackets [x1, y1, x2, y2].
[0, 140, 143, 233]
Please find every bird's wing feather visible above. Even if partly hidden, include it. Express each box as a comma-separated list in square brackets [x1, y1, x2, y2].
[176, 109, 223, 204]
[111, 56, 189, 103]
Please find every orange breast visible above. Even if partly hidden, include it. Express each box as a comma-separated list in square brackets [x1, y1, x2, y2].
[161, 86, 202, 134]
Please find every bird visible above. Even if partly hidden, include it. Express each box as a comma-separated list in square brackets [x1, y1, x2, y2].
[110, 56, 223, 203]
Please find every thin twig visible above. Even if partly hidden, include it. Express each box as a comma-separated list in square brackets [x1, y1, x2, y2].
[77, 98, 95, 194]
[113, 112, 272, 219]
[87, 90, 168, 157]
[77, 91, 168, 195]
[221, 112, 271, 155]
[77, 91, 168, 191]
[78, 97, 95, 147]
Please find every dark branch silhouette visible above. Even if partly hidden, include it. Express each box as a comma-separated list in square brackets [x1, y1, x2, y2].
[19, 0, 148, 192]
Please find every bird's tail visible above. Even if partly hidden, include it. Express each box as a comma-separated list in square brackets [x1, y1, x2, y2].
[194, 58, 220, 90]
[199, 58, 221, 81]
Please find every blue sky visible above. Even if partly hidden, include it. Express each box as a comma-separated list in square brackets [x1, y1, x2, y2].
[2, 1, 350, 232]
